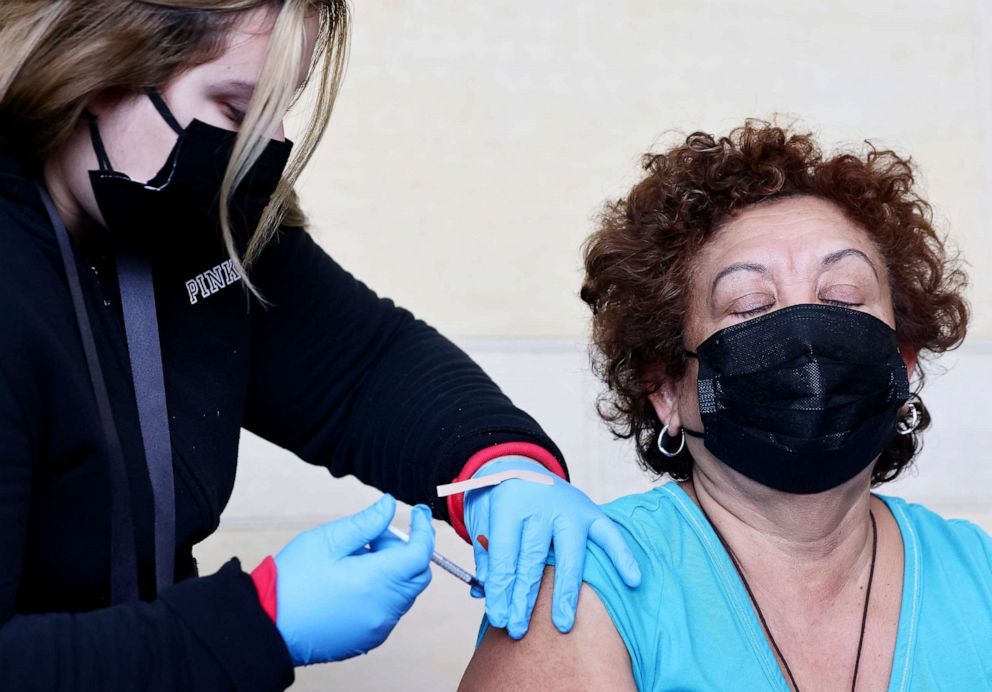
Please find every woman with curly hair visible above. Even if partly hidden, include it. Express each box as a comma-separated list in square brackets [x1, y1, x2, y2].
[461, 121, 991, 690]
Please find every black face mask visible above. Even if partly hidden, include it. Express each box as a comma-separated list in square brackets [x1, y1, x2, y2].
[88, 90, 292, 256]
[683, 304, 910, 494]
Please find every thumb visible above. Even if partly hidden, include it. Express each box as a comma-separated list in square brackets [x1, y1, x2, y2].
[323, 494, 397, 557]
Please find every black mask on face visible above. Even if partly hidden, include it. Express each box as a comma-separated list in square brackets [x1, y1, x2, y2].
[87, 90, 292, 256]
[682, 304, 910, 494]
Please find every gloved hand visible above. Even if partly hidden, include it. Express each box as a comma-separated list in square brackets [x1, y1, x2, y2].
[464, 457, 641, 639]
[273, 494, 434, 666]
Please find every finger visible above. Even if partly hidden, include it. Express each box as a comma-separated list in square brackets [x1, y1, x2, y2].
[470, 534, 487, 598]
[402, 567, 435, 620]
[463, 486, 490, 541]
[483, 504, 523, 630]
[367, 531, 405, 553]
[549, 519, 587, 633]
[323, 494, 397, 556]
[589, 517, 641, 588]
[507, 517, 553, 639]
[467, 488, 492, 586]
[390, 505, 436, 578]
[410, 564, 433, 594]
[472, 536, 489, 594]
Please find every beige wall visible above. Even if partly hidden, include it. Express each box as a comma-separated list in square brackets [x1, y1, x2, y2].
[291, 0, 992, 341]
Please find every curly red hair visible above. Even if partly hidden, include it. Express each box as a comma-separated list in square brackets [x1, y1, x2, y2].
[581, 120, 969, 483]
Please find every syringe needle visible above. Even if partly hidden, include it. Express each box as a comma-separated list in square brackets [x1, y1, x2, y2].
[387, 525, 484, 592]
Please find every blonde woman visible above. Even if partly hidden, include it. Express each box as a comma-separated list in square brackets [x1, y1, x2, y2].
[0, 2, 640, 689]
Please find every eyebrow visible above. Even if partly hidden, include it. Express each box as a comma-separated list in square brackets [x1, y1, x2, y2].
[710, 262, 767, 294]
[215, 80, 257, 101]
[821, 248, 880, 281]
[710, 247, 881, 296]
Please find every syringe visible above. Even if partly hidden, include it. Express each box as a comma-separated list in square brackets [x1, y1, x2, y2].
[387, 525, 484, 593]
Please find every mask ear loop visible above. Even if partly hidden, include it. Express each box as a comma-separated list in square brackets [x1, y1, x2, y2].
[680, 348, 706, 439]
[85, 113, 114, 172]
[84, 88, 183, 173]
[146, 89, 184, 135]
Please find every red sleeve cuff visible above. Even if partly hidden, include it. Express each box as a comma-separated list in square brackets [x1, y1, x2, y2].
[250, 555, 278, 623]
[447, 442, 566, 542]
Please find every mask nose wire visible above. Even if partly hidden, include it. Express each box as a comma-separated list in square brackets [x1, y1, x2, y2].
[146, 89, 185, 136]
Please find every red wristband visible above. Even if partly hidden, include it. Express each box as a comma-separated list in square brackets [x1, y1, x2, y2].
[250, 555, 278, 623]
[447, 442, 566, 542]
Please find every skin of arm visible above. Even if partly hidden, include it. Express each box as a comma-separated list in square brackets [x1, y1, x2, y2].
[459, 567, 636, 692]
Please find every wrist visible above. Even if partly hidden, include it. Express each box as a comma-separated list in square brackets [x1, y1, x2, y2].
[447, 442, 566, 542]
[471, 456, 554, 479]
[250, 555, 278, 624]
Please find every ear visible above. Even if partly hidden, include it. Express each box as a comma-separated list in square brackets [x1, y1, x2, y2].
[648, 378, 682, 434]
[899, 344, 918, 377]
[84, 89, 121, 118]
[898, 344, 919, 415]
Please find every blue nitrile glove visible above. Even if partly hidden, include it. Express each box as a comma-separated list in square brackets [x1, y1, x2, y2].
[464, 457, 641, 639]
[273, 494, 434, 666]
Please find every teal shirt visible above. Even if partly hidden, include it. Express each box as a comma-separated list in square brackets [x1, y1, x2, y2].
[479, 483, 992, 690]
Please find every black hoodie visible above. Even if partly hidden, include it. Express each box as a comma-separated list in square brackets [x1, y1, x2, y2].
[0, 149, 563, 690]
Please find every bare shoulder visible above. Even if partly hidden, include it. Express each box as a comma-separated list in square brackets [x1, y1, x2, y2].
[459, 567, 635, 691]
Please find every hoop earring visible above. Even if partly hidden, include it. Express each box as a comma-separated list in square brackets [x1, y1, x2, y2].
[657, 424, 685, 457]
[896, 397, 921, 435]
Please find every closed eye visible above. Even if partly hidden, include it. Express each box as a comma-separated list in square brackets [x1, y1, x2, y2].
[820, 298, 862, 308]
[818, 282, 866, 308]
[726, 290, 776, 318]
[225, 104, 246, 125]
[731, 303, 775, 318]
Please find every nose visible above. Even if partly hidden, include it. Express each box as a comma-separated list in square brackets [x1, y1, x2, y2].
[774, 277, 819, 309]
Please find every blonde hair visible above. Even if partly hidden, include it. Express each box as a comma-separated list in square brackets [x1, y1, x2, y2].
[0, 0, 349, 290]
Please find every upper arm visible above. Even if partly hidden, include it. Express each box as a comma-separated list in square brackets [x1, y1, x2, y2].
[244, 228, 415, 451]
[243, 229, 563, 515]
[459, 567, 635, 692]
